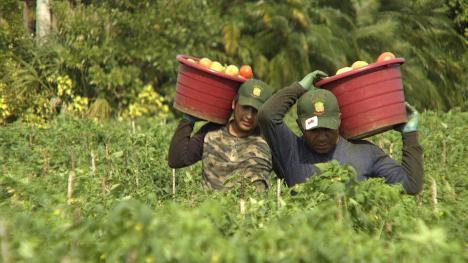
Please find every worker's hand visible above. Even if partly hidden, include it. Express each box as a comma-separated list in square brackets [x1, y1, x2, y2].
[298, 70, 328, 92]
[183, 113, 204, 123]
[394, 102, 419, 133]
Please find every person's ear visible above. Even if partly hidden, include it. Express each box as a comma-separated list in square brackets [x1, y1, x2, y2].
[296, 119, 305, 133]
[232, 100, 236, 110]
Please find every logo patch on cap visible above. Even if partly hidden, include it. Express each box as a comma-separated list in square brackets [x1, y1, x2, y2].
[251, 86, 263, 98]
[313, 100, 325, 115]
[304, 116, 318, 130]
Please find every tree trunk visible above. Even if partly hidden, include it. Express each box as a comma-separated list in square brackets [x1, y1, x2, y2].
[36, 0, 51, 46]
[23, 2, 32, 37]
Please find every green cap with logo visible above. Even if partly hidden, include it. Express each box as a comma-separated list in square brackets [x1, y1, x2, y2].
[297, 89, 340, 130]
[237, 79, 272, 110]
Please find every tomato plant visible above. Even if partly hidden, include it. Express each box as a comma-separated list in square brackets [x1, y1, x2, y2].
[1, 109, 468, 262]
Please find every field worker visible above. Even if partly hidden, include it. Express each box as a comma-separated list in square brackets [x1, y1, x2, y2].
[168, 79, 279, 193]
[257, 71, 424, 195]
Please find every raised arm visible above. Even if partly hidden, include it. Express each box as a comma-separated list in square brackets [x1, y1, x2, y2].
[168, 115, 222, 168]
[394, 103, 424, 194]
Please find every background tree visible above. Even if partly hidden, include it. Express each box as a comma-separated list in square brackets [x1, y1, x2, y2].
[447, 0, 468, 38]
[1, 0, 467, 125]
[36, 0, 51, 46]
[218, 0, 468, 111]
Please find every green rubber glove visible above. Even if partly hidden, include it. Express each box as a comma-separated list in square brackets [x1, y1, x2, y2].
[183, 113, 204, 123]
[298, 70, 328, 92]
[394, 102, 419, 133]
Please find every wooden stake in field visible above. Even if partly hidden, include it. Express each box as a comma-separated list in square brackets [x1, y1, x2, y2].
[172, 168, 176, 195]
[29, 132, 34, 145]
[132, 121, 137, 152]
[276, 177, 281, 210]
[0, 219, 11, 263]
[379, 134, 384, 150]
[91, 150, 96, 174]
[74, 205, 80, 223]
[431, 178, 438, 213]
[385, 222, 392, 232]
[72, 205, 80, 250]
[102, 144, 109, 194]
[68, 147, 76, 205]
[86, 134, 91, 165]
[190, 194, 195, 209]
[106, 144, 109, 177]
[67, 173, 75, 206]
[388, 141, 394, 158]
[336, 196, 343, 224]
[451, 183, 455, 200]
[71, 147, 76, 170]
[43, 146, 48, 181]
[442, 138, 446, 169]
[135, 169, 140, 191]
[126, 251, 135, 263]
[417, 194, 423, 206]
[240, 173, 246, 218]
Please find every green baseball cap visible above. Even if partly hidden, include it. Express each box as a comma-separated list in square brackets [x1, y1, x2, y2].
[237, 79, 272, 110]
[297, 89, 340, 130]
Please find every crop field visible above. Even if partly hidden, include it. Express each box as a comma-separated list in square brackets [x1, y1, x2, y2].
[1, 108, 468, 262]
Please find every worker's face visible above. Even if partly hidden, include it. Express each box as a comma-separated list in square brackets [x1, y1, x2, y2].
[297, 119, 340, 154]
[231, 101, 258, 136]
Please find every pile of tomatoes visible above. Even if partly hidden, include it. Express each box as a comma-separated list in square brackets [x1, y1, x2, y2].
[187, 57, 253, 79]
[335, 52, 397, 75]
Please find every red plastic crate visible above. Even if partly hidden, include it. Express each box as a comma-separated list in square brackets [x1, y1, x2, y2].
[174, 55, 247, 124]
[314, 58, 408, 139]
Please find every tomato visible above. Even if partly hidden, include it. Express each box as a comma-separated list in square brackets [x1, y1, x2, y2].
[239, 65, 253, 79]
[199, 58, 213, 69]
[377, 52, 396, 62]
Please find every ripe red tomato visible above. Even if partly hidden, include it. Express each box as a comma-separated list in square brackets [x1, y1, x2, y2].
[377, 52, 396, 62]
[239, 65, 253, 79]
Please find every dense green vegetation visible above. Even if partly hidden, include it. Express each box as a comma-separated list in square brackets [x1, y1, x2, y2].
[1, 109, 468, 262]
[1, 0, 467, 126]
[1, 0, 468, 261]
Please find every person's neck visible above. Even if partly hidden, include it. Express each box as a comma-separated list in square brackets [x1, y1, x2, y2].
[228, 121, 255, 138]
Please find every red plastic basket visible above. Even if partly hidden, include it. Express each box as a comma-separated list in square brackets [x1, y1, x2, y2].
[314, 58, 408, 140]
[174, 55, 247, 124]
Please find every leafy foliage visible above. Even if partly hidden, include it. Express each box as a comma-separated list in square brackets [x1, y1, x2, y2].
[1, 0, 468, 261]
[447, 0, 468, 38]
[1, 109, 468, 261]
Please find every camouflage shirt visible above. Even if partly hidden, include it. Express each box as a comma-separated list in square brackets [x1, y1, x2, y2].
[168, 120, 273, 191]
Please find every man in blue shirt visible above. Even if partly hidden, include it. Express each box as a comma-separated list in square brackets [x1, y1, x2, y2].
[258, 71, 423, 195]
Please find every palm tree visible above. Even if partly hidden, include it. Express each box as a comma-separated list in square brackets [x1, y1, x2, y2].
[218, 0, 346, 90]
[379, 0, 468, 110]
[221, 0, 468, 110]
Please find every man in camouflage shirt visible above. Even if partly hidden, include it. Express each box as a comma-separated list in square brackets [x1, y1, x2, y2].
[168, 79, 276, 193]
